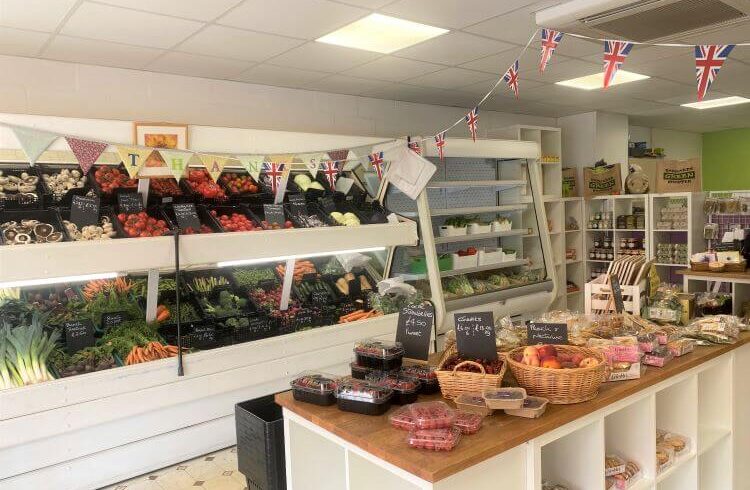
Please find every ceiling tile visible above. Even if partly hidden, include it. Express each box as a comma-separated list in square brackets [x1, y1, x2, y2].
[61, 2, 203, 49]
[362, 83, 464, 106]
[95, 0, 241, 21]
[176, 25, 303, 62]
[404, 67, 495, 89]
[625, 52, 695, 83]
[0, 0, 77, 32]
[463, 7, 537, 44]
[43, 35, 164, 69]
[343, 56, 443, 82]
[394, 31, 513, 65]
[705, 58, 750, 97]
[233, 63, 329, 87]
[268, 42, 380, 72]
[304, 75, 395, 96]
[613, 78, 693, 102]
[460, 48, 572, 74]
[217, 0, 367, 40]
[459, 77, 546, 96]
[335, 0, 393, 6]
[0, 27, 48, 57]
[554, 36, 601, 58]
[657, 91, 731, 106]
[147, 51, 253, 79]
[382, 0, 537, 29]
[519, 57, 599, 83]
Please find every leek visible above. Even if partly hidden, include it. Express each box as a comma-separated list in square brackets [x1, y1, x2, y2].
[2, 312, 59, 387]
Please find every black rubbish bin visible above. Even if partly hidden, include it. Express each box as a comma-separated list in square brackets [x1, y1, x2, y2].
[235, 395, 286, 490]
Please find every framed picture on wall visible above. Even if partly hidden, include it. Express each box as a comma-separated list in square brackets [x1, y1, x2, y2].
[133, 122, 189, 168]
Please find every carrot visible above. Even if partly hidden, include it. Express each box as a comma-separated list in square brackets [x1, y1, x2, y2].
[156, 310, 170, 322]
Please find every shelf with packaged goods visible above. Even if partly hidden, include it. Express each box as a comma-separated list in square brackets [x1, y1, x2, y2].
[434, 229, 527, 244]
[393, 259, 530, 281]
[444, 280, 554, 311]
[426, 180, 526, 190]
[0, 220, 418, 283]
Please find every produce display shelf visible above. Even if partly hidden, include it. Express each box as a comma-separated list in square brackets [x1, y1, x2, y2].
[0, 220, 418, 282]
[655, 263, 686, 267]
[444, 280, 554, 311]
[433, 229, 526, 244]
[426, 180, 526, 190]
[439, 259, 528, 278]
[398, 204, 528, 218]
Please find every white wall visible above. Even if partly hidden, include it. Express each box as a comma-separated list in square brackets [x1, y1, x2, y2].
[0, 55, 553, 143]
[594, 112, 629, 166]
[628, 125, 701, 160]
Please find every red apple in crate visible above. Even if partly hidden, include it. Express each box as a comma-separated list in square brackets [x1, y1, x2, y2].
[570, 353, 585, 366]
[536, 344, 557, 360]
[541, 357, 562, 369]
[557, 352, 572, 362]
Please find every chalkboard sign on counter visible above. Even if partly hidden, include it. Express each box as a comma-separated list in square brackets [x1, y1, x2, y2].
[454, 312, 497, 361]
[263, 204, 286, 226]
[395, 303, 435, 361]
[64, 319, 95, 354]
[117, 192, 143, 213]
[294, 310, 315, 330]
[610, 273, 625, 314]
[172, 203, 202, 232]
[288, 194, 308, 217]
[527, 322, 568, 345]
[101, 311, 127, 330]
[70, 195, 100, 227]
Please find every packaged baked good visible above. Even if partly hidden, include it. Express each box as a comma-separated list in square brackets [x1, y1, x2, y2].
[656, 443, 675, 473]
[408, 401, 456, 429]
[367, 374, 420, 405]
[290, 371, 338, 406]
[643, 346, 673, 367]
[637, 333, 658, 353]
[542, 481, 569, 490]
[335, 379, 393, 415]
[455, 392, 493, 416]
[663, 433, 690, 456]
[613, 461, 641, 489]
[685, 315, 741, 344]
[667, 338, 695, 357]
[605, 454, 626, 477]
[407, 426, 461, 451]
[389, 405, 416, 431]
[453, 410, 484, 435]
[482, 387, 526, 410]
[504, 396, 549, 418]
[399, 364, 440, 394]
[354, 339, 404, 371]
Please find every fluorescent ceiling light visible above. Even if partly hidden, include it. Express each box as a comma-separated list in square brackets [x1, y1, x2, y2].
[681, 96, 750, 109]
[0, 272, 119, 289]
[316, 14, 448, 54]
[556, 70, 650, 90]
[217, 247, 386, 268]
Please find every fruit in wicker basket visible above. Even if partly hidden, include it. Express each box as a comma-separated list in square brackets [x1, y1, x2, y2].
[578, 357, 599, 368]
[540, 357, 562, 369]
[441, 355, 504, 374]
[536, 344, 557, 359]
[522, 346, 540, 367]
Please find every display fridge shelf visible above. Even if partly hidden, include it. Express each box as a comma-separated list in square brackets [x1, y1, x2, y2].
[444, 280, 553, 311]
[439, 259, 529, 278]
[434, 229, 527, 244]
[427, 180, 526, 190]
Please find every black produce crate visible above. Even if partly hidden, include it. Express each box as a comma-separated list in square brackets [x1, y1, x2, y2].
[146, 178, 191, 207]
[37, 163, 92, 208]
[180, 268, 236, 300]
[217, 171, 273, 205]
[158, 319, 227, 351]
[245, 204, 294, 230]
[111, 206, 173, 239]
[0, 208, 70, 245]
[179, 170, 231, 206]
[283, 201, 329, 229]
[0, 164, 42, 210]
[346, 200, 390, 225]
[88, 165, 139, 206]
[57, 206, 122, 239]
[286, 172, 327, 202]
[228, 267, 280, 296]
[162, 203, 223, 234]
[230, 314, 276, 344]
[205, 204, 262, 232]
[324, 268, 377, 303]
[235, 396, 286, 490]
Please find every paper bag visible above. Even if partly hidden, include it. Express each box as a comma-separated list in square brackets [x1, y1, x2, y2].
[583, 163, 622, 198]
[562, 167, 579, 197]
[655, 158, 701, 193]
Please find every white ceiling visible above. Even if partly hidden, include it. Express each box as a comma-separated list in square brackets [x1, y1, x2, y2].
[2, 0, 750, 132]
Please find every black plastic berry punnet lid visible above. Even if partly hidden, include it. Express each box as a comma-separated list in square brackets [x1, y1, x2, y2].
[290, 371, 339, 395]
[353, 338, 404, 359]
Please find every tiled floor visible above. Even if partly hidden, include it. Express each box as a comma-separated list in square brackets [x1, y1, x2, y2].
[102, 447, 247, 490]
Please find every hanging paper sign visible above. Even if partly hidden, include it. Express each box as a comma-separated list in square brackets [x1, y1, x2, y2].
[70, 195, 100, 228]
[199, 154, 229, 182]
[395, 303, 435, 361]
[603, 40, 633, 88]
[172, 203, 202, 232]
[454, 312, 497, 361]
[465, 107, 479, 141]
[368, 151, 385, 180]
[695, 44, 734, 101]
[11, 125, 58, 166]
[237, 155, 264, 181]
[262, 162, 285, 194]
[539, 29, 563, 73]
[117, 192, 144, 213]
[158, 149, 193, 181]
[66, 137, 107, 175]
[327, 149, 349, 162]
[385, 144, 437, 200]
[320, 161, 340, 189]
[297, 152, 326, 177]
[267, 154, 294, 165]
[116, 146, 153, 179]
[503, 60, 520, 98]
[64, 319, 96, 354]
[527, 322, 568, 345]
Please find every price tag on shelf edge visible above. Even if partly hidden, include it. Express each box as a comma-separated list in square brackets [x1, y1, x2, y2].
[64, 319, 95, 354]
[172, 203, 202, 232]
[70, 195, 100, 228]
[117, 192, 143, 214]
[527, 322, 568, 345]
[610, 273, 625, 314]
[395, 303, 435, 361]
[454, 312, 497, 361]
[263, 204, 286, 226]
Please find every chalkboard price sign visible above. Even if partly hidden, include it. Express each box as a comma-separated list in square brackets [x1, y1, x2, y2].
[320, 196, 336, 214]
[527, 322, 568, 345]
[395, 303, 435, 361]
[64, 319, 95, 354]
[454, 312, 497, 361]
[263, 204, 286, 226]
[172, 203, 202, 232]
[610, 273, 625, 314]
[190, 324, 217, 349]
[288, 194, 308, 217]
[247, 317, 273, 341]
[117, 192, 143, 213]
[70, 195, 100, 227]
[294, 310, 315, 330]
[310, 289, 330, 304]
[101, 311, 127, 330]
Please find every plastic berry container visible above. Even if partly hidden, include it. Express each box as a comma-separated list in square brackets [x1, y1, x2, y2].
[453, 410, 483, 435]
[482, 387, 527, 410]
[407, 401, 456, 430]
[407, 427, 461, 451]
[290, 371, 338, 406]
[399, 364, 440, 394]
[455, 392, 493, 416]
[353, 339, 404, 371]
[349, 361, 395, 380]
[504, 395, 549, 419]
[335, 379, 393, 415]
[388, 405, 416, 431]
[367, 375, 420, 405]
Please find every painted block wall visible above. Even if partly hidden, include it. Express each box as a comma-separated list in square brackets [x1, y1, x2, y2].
[702, 128, 750, 191]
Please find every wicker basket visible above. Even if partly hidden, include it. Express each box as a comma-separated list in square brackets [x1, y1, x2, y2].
[724, 260, 746, 272]
[506, 346, 607, 404]
[436, 345, 506, 400]
[690, 261, 710, 272]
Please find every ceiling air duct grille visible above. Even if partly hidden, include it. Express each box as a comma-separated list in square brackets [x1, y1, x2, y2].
[583, 0, 746, 41]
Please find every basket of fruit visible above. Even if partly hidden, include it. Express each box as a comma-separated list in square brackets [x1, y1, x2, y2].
[435, 344, 506, 400]
[506, 344, 607, 404]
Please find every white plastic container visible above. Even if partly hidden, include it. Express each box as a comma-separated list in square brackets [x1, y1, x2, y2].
[478, 248, 504, 265]
[502, 251, 517, 261]
[492, 220, 512, 232]
[467, 223, 491, 234]
[451, 253, 479, 270]
[438, 225, 467, 237]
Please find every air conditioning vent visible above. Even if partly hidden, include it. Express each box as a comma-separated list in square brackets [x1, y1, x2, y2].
[584, 0, 745, 41]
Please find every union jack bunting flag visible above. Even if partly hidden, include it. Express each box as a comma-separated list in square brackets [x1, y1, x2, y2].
[695, 44, 735, 101]
[262, 162, 284, 193]
[368, 151, 385, 180]
[603, 40, 633, 88]
[434, 132, 446, 161]
[539, 29, 563, 73]
[465, 107, 479, 142]
[503, 60, 520, 98]
[321, 160, 340, 189]
[407, 136, 422, 155]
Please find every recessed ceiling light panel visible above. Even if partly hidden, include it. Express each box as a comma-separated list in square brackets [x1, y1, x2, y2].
[316, 14, 448, 54]
[681, 96, 750, 109]
[555, 70, 650, 90]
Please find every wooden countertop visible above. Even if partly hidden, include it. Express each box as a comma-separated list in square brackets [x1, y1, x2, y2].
[276, 333, 750, 483]
[677, 268, 750, 280]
